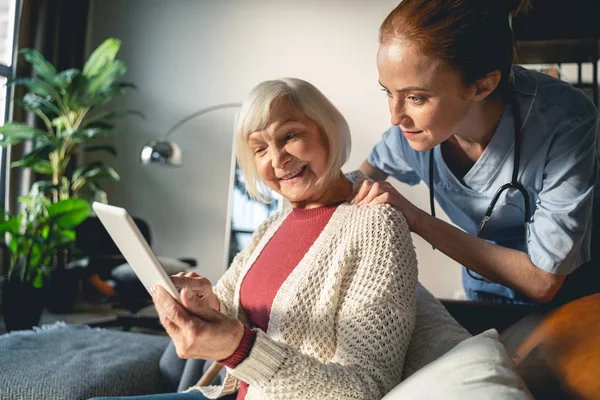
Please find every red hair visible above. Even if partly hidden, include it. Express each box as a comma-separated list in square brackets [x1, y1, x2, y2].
[380, 0, 531, 97]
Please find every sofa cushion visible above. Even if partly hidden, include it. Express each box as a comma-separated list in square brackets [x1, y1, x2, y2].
[0, 322, 170, 399]
[402, 283, 471, 378]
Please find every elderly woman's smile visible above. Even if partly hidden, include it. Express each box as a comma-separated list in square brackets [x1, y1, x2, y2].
[278, 165, 307, 182]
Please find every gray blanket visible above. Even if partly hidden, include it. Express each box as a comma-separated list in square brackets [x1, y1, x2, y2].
[0, 322, 170, 400]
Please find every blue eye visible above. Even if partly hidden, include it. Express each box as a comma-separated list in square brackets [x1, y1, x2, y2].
[284, 133, 298, 142]
[408, 95, 425, 104]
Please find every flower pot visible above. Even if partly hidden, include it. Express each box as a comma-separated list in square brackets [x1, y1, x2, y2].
[0, 275, 45, 332]
[45, 268, 80, 313]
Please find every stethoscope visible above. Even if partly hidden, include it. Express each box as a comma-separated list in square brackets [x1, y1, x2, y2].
[427, 91, 532, 283]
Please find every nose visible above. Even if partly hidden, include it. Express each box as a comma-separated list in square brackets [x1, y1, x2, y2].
[270, 147, 290, 169]
[389, 97, 411, 127]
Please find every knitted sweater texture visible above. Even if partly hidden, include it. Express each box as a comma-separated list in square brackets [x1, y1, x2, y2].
[188, 203, 418, 400]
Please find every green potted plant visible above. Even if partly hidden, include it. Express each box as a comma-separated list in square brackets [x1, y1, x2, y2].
[0, 37, 142, 204]
[0, 192, 89, 331]
[0, 38, 141, 315]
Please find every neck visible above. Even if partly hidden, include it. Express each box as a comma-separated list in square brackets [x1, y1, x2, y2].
[291, 172, 352, 209]
[454, 96, 506, 148]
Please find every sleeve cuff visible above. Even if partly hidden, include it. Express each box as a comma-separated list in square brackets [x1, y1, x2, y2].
[219, 324, 256, 369]
[228, 329, 289, 387]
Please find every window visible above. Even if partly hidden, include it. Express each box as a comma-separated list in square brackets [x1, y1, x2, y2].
[227, 166, 281, 266]
[0, 0, 21, 207]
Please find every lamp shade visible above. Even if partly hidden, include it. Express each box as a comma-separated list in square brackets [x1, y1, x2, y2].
[140, 140, 183, 166]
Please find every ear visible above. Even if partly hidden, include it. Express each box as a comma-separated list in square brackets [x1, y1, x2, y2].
[472, 71, 502, 101]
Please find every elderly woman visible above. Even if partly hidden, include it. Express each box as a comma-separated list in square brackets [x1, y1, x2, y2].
[92, 78, 418, 400]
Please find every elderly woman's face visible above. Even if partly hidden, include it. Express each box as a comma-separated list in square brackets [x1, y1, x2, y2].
[247, 98, 329, 208]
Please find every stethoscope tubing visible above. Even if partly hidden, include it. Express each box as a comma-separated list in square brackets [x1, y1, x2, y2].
[428, 91, 531, 283]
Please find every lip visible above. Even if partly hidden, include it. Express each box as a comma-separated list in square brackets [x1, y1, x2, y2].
[279, 165, 307, 183]
[402, 129, 423, 139]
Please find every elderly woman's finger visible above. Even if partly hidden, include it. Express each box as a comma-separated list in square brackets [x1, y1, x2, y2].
[174, 272, 187, 277]
[170, 275, 220, 312]
[349, 180, 374, 204]
[171, 275, 212, 291]
[152, 285, 190, 329]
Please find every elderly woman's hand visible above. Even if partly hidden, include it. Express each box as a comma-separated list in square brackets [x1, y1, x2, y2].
[151, 284, 244, 361]
[171, 271, 221, 311]
[350, 180, 421, 231]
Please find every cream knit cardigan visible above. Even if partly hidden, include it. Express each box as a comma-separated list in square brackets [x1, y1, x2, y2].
[188, 203, 418, 399]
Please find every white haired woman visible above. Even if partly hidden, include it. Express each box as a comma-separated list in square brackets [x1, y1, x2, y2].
[90, 78, 418, 400]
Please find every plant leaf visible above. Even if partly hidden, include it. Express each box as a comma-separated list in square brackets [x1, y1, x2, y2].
[29, 243, 43, 270]
[30, 180, 59, 195]
[81, 145, 117, 156]
[0, 217, 20, 235]
[81, 164, 120, 182]
[87, 60, 127, 96]
[47, 228, 77, 249]
[47, 198, 90, 229]
[20, 49, 58, 84]
[62, 73, 88, 111]
[86, 109, 145, 125]
[69, 122, 114, 141]
[82, 38, 121, 78]
[53, 68, 80, 91]
[32, 270, 44, 288]
[0, 123, 47, 145]
[88, 82, 137, 107]
[10, 144, 55, 169]
[17, 78, 61, 101]
[22, 93, 61, 116]
[31, 160, 53, 175]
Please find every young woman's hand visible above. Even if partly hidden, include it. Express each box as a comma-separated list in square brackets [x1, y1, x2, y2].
[171, 271, 221, 312]
[151, 284, 244, 361]
[350, 180, 422, 231]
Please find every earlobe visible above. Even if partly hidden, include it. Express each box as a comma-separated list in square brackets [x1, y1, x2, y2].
[473, 71, 502, 101]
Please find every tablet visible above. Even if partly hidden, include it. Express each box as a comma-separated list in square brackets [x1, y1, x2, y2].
[92, 202, 180, 302]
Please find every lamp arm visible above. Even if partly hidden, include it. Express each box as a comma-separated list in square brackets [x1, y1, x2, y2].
[164, 103, 242, 138]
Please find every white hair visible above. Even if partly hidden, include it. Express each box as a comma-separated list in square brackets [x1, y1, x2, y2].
[235, 78, 351, 202]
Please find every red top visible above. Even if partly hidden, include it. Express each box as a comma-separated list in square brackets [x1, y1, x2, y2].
[219, 204, 339, 399]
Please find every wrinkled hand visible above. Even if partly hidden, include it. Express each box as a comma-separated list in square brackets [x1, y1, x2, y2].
[349, 180, 420, 231]
[151, 284, 244, 361]
[171, 271, 221, 312]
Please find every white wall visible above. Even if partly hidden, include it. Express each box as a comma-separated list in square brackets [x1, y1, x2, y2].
[87, 0, 464, 298]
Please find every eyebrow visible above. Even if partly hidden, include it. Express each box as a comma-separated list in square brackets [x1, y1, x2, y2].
[250, 118, 302, 138]
[247, 134, 264, 144]
[378, 81, 430, 93]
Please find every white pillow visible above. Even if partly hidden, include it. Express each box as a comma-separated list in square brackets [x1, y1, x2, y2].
[385, 329, 532, 400]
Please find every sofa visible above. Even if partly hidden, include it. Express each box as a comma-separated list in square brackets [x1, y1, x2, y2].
[0, 283, 535, 399]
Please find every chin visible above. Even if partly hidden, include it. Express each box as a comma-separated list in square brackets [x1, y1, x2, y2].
[406, 140, 435, 153]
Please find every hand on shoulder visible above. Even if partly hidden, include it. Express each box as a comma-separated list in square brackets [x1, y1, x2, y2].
[349, 179, 421, 231]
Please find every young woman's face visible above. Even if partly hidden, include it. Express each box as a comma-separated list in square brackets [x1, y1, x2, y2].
[248, 98, 329, 208]
[377, 40, 475, 151]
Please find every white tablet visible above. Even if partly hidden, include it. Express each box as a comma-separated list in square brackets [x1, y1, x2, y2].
[92, 202, 180, 302]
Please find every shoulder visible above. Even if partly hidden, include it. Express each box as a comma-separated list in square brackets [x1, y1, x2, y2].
[336, 203, 412, 243]
[514, 66, 598, 123]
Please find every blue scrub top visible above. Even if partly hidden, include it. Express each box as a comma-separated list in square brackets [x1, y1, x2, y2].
[368, 66, 599, 304]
